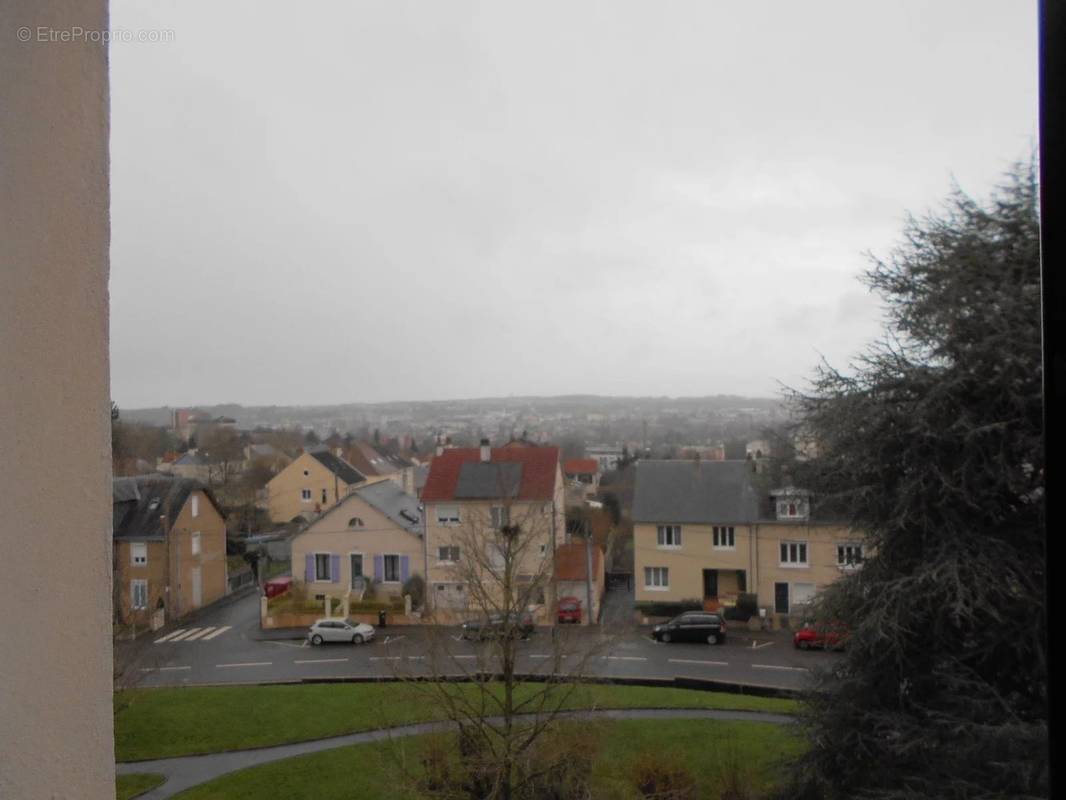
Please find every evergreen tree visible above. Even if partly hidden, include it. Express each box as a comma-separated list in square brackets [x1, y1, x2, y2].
[788, 161, 1045, 799]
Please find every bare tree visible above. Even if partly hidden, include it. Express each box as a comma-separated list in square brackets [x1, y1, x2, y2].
[384, 481, 615, 799]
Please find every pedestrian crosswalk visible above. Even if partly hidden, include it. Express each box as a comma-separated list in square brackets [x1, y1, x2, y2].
[154, 625, 232, 644]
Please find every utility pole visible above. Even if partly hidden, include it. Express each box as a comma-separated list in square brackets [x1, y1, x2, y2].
[584, 522, 594, 627]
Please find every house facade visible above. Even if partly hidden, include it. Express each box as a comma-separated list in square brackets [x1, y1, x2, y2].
[292, 480, 423, 603]
[554, 541, 605, 624]
[420, 441, 565, 620]
[563, 457, 600, 503]
[632, 460, 863, 619]
[112, 476, 228, 625]
[265, 449, 368, 523]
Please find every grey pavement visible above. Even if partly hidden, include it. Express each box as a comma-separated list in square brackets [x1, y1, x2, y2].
[117, 707, 796, 799]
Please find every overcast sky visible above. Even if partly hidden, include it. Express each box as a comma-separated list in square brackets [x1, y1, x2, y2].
[109, 1, 1038, 408]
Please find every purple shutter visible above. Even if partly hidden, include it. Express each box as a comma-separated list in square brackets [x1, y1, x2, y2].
[400, 555, 410, 583]
[330, 554, 340, 583]
[374, 554, 384, 580]
[305, 554, 314, 582]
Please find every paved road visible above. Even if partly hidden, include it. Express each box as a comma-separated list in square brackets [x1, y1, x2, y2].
[122, 592, 842, 691]
[118, 707, 797, 800]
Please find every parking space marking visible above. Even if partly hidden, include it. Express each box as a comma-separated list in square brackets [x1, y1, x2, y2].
[668, 658, 728, 666]
[216, 661, 272, 669]
[294, 658, 349, 664]
[752, 664, 808, 672]
[153, 629, 186, 644]
[202, 626, 232, 640]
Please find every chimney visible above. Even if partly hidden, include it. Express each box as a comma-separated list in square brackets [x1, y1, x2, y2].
[435, 434, 444, 457]
[480, 438, 491, 463]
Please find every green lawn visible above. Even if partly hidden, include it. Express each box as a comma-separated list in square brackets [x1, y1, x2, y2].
[115, 682, 801, 761]
[116, 773, 166, 800]
[173, 719, 804, 799]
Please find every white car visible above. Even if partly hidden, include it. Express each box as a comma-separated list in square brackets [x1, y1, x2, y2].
[307, 618, 375, 645]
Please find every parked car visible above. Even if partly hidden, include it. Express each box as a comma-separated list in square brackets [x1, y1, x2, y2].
[793, 621, 848, 651]
[461, 611, 535, 641]
[307, 618, 375, 645]
[557, 597, 582, 624]
[652, 613, 727, 644]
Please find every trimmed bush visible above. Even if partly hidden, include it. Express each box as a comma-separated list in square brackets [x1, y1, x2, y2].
[635, 599, 703, 618]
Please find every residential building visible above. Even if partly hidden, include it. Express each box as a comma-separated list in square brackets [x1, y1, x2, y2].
[243, 442, 292, 474]
[587, 446, 624, 472]
[265, 448, 368, 523]
[563, 457, 600, 502]
[344, 441, 417, 491]
[631, 460, 863, 619]
[554, 541, 605, 624]
[292, 480, 423, 603]
[421, 441, 565, 619]
[112, 475, 228, 625]
[163, 450, 211, 482]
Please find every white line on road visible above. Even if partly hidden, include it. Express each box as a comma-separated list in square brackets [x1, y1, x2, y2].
[752, 664, 808, 672]
[169, 628, 204, 642]
[383, 635, 406, 645]
[453, 655, 477, 660]
[294, 658, 349, 664]
[530, 654, 568, 659]
[668, 659, 728, 666]
[182, 627, 215, 642]
[370, 656, 402, 661]
[407, 655, 425, 660]
[601, 656, 647, 662]
[216, 661, 272, 669]
[153, 629, 186, 644]
[751, 641, 774, 650]
[141, 665, 191, 672]
[202, 626, 232, 640]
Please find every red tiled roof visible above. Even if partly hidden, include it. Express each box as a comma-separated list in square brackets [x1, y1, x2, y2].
[555, 542, 603, 581]
[421, 447, 560, 502]
[564, 458, 598, 475]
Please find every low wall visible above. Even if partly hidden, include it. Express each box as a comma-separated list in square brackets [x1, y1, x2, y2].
[261, 600, 418, 630]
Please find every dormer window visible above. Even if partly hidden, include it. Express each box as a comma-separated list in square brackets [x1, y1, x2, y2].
[348, 517, 364, 528]
[771, 487, 810, 520]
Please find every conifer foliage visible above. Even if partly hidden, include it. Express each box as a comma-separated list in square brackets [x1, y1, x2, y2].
[789, 161, 1045, 799]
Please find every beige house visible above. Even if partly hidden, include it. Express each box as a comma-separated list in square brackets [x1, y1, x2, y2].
[632, 460, 864, 619]
[292, 480, 424, 604]
[112, 476, 228, 625]
[265, 448, 368, 523]
[421, 441, 565, 620]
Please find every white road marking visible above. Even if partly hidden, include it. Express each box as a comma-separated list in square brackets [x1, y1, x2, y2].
[153, 629, 186, 644]
[370, 656, 402, 662]
[265, 640, 306, 649]
[216, 661, 272, 669]
[169, 628, 204, 642]
[601, 656, 647, 662]
[668, 658, 728, 666]
[294, 658, 349, 664]
[751, 641, 774, 650]
[202, 626, 232, 640]
[383, 635, 406, 645]
[141, 665, 191, 672]
[451, 635, 465, 642]
[453, 654, 477, 660]
[182, 627, 215, 642]
[407, 655, 425, 660]
[752, 664, 808, 672]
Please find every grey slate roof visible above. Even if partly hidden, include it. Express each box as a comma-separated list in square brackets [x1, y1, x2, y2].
[112, 475, 223, 540]
[632, 460, 761, 524]
[310, 450, 367, 486]
[453, 462, 523, 499]
[353, 480, 423, 536]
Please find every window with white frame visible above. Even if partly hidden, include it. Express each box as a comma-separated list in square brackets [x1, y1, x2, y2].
[837, 543, 864, 566]
[656, 525, 682, 548]
[131, 579, 148, 610]
[301, 488, 312, 502]
[130, 542, 147, 566]
[314, 553, 332, 581]
[436, 505, 460, 525]
[780, 541, 809, 566]
[191, 532, 201, 556]
[490, 505, 510, 528]
[713, 526, 735, 549]
[191, 495, 199, 517]
[438, 545, 460, 563]
[644, 566, 669, 590]
[383, 554, 400, 582]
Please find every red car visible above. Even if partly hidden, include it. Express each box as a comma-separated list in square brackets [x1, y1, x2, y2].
[794, 621, 848, 651]
[557, 597, 582, 624]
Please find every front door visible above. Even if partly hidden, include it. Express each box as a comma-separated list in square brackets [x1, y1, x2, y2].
[702, 569, 718, 599]
[191, 566, 202, 608]
[774, 582, 789, 614]
[350, 554, 364, 589]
